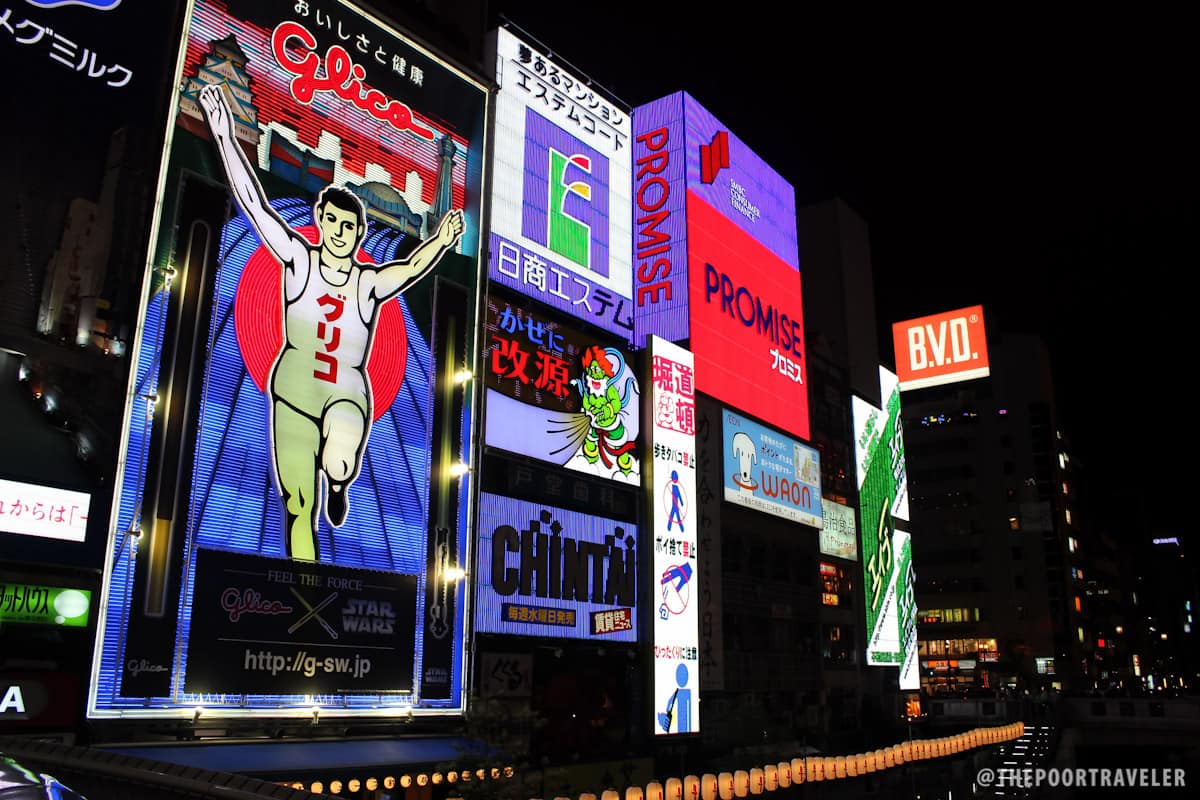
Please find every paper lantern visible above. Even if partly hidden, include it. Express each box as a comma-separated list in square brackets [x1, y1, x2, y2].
[628, 787, 645, 800]
[791, 758, 806, 785]
[666, 777, 683, 800]
[701, 774, 717, 800]
[684, 774, 700, 800]
[733, 771, 749, 798]
[806, 757, 823, 782]
[603, 791, 620, 800]
[718, 772, 734, 800]
[846, 756, 859, 778]
[764, 765, 777, 792]
[823, 757, 837, 780]
[647, 782, 664, 800]
[748, 768, 764, 795]
[776, 762, 790, 788]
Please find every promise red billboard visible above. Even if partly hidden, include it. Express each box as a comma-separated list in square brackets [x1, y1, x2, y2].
[687, 198, 809, 439]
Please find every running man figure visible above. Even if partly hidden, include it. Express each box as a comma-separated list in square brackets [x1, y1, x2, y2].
[199, 84, 463, 561]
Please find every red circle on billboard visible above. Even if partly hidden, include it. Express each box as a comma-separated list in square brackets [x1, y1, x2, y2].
[233, 226, 407, 421]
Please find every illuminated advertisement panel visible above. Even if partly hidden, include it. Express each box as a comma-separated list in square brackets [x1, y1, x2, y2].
[473, 493, 637, 642]
[646, 336, 699, 735]
[689, 199, 809, 439]
[1, 1, 181, 570]
[631, 93, 689, 342]
[486, 28, 633, 338]
[853, 394, 901, 667]
[0, 583, 91, 628]
[722, 409, 821, 527]
[819, 498, 858, 561]
[680, 93, 798, 271]
[631, 92, 799, 346]
[854, 370, 908, 524]
[482, 288, 640, 485]
[880, 367, 909, 521]
[895, 529, 919, 690]
[892, 305, 989, 391]
[0, 478, 91, 544]
[90, 0, 487, 716]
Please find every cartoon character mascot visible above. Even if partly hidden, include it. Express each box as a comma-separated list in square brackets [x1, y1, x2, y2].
[575, 345, 637, 475]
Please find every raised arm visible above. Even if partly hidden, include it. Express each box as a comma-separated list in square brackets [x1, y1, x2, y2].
[198, 85, 307, 268]
[364, 210, 464, 302]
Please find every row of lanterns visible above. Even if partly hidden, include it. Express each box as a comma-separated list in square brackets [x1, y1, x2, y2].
[287, 765, 514, 796]
[458, 723, 1023, 800]
[292, 722, 1024, 797]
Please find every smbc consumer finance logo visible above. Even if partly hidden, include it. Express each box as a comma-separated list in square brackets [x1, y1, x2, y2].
[522, 108, 610, 277]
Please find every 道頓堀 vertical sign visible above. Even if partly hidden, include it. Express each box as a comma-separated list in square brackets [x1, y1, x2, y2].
[646, 336, 698, 735]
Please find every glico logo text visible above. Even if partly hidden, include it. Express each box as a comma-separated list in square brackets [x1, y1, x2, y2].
[271, 21, 434, 140]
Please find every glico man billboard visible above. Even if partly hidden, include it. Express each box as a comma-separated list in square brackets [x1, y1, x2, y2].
[486, 27, 634, 339]
[632, 92, 808, 439]
[89, 0, 487, 717]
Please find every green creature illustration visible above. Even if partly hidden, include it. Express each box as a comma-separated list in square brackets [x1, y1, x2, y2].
[577, 345, 637, 475]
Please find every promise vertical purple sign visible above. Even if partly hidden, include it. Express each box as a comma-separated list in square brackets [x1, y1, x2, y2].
[632, 93, 689, 344]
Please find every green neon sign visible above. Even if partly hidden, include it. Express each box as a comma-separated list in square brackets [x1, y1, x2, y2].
[0, 584, 91, 627]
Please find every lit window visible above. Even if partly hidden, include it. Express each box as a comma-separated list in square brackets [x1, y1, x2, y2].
[1065, 509, 1072, 525]
[1058, 453, 1066, 469]
[1077, 627, 1085, 643]
[1062, 482, 1069, 495]
[1009, 516, 1020, 531]
[1074, 596, 1082, 613]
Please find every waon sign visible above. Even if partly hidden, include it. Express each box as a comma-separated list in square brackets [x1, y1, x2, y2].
[892, 305, 989, 391]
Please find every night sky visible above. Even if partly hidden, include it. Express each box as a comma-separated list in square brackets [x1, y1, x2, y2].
[488, 2, 1198, 536]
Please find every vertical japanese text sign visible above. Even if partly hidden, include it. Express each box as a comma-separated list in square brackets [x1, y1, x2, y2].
[646, 335, 699, 735]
